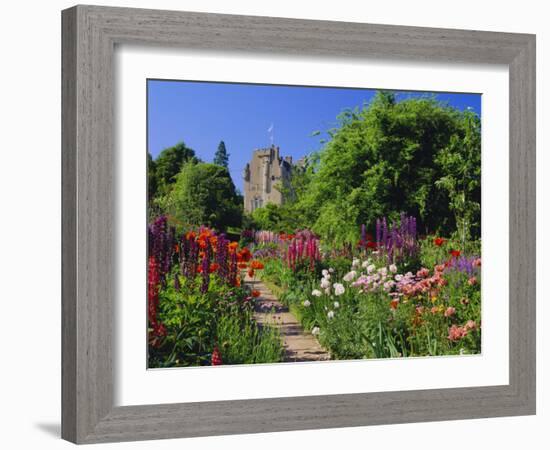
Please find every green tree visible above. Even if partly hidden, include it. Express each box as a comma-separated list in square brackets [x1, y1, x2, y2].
[213, 140, 229, 168]
[162, 162, 242, 230]
[252, 203, 285, 231]
[147, 152, 158, 199]
[435, 109, 481, 243]
[291, 91, 481, 244]
[154, 141, 197, 192]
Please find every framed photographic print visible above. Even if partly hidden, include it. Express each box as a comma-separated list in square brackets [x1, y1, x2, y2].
[62, 5, 536, 444]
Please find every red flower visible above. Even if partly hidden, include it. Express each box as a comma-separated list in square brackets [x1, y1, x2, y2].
[251, 290, 261, 298]
[250, 260, 264, 270]
[366, 241, 377, 249]
[449, 249, 461, 258]
[247, 269, 255, 278]
[211, 346, 222, 366]
[237, 247, 252, 262]
[433, 237, 446, 247]
[209, 263, 219, 273]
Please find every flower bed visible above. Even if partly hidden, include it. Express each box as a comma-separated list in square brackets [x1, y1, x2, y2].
[147, 216, 284, 367]
[254, 218, 481, 359]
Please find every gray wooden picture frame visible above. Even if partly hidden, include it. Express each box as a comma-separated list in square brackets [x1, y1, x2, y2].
[61, 4, 536, 444]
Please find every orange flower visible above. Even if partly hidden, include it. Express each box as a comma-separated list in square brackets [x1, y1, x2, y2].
[186, 231, 196, 240]
[198, 240, 208, 249]
[209, 236, 218, 246]
[390, 299, 399, 310]
[250, 260, 264, 270]
[234, 277, 241, 287]
[251, 290, 261, 298]
[238, 262, 248, 269]
[174, 243, 180, 253]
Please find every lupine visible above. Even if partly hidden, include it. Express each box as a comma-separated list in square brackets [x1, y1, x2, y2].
[216, 233, 229, 282]
[373, 214, 418, 264]
[200, 243, 211, 294]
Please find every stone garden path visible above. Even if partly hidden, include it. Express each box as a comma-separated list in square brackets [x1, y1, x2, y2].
[244, 274, 330, 362]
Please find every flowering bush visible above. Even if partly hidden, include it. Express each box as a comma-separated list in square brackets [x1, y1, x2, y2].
[256, 227, 481, 360]
[147, 216, 283, 367]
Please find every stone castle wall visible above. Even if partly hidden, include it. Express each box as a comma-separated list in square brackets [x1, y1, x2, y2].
[243, 145, 292, 213]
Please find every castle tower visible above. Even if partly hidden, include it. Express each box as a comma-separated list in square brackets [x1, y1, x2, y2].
[243, 145, 292, 213]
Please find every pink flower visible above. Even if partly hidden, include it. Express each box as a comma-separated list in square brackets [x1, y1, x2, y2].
[416, 267, 430, 278]
[448, 325, 468, 341]
[468, 276, 477, 286]
[472, 258, 481, 268]
[431, 306, 439, 314]
[444, 306, 456, 317]
[465, 320, 477, 331]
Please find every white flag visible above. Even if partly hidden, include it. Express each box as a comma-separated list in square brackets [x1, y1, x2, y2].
[267, 123, 273, 133]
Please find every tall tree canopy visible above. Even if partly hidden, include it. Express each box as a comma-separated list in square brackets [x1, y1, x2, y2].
[282, 91, 481, 245]
[153, 141, 197, 193]
[213, 140, 229, 168]
[162, 162, 242, 230]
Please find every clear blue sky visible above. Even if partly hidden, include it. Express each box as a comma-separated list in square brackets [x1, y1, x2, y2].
[147, 80, 481, 193]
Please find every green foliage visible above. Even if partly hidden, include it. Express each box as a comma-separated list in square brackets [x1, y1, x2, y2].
[161, 162, 243, 231]
[213, 140, 230, 168]
[149, 272, 283, 367]
[278, 91, 481, 245]
[434, 110, 481, 243]
[154, 141, 197, 192]
[251, 203, 284, 231]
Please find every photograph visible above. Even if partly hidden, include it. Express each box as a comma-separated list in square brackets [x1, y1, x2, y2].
[146, 80, 482, 368]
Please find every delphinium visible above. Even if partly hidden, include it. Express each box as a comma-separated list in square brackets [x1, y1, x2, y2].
[374, 213, 418, 265]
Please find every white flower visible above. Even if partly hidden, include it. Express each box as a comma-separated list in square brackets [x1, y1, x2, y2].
[311, 289, 322, 297]
[366, 264, 375, 274]
[333, 283, 345, 296]
[333, 301, 340, 308]
[361, 260, 370, 268]
[303, 300, 311, 307]
[343, 271, 357, 282]
[328, 267, 334, 273]
[389, 264, 398, 273]
[352, 258, 360, 268]
[378, 267, 388, 277]
[327, 310, 335, 320]
[311, 326, 320, 336]
[322, 269, 329, 277]
[394, 274, 403, 281]
[320, 278, 331, 289]
[324, 288, 331, 295]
